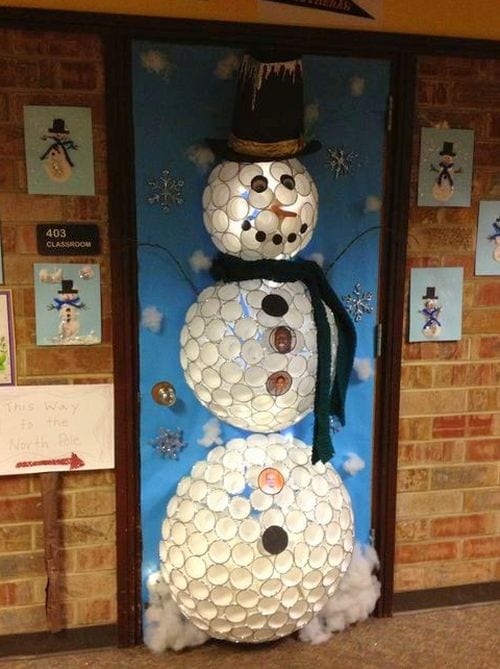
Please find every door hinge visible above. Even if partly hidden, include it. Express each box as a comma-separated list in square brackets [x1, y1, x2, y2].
[386, 94, 393, 133]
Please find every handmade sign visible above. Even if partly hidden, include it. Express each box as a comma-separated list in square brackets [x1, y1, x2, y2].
[0, 384, 114, 475]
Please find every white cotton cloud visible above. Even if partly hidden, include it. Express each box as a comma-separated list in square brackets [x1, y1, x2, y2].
[305, 101, 320, 124]
[306, 252, 324, 268]
[342, 452, 366, 476]
[140, 49, 172, 77]
[141, 306, 164, 334]
[39, 268, 63, 283]
[214, 51, 240, 80]
[353, 357, 374, 381]
[186, 144, 215, 173]
[299, 542, 381, 644]
[197, 417, 223, 448]
[144, 571, 208, 653]
[364, 195, 382, 213]
[350, 76, 365, 97]
[189, 249, 212, 273]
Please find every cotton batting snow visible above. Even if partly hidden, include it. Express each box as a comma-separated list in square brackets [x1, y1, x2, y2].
[342, 453, 366, 476]
[188, 249, 213, 272]
[186, 145, 215, 173]
[364, 195, 382, 213]
[197, 417, 223, 448]
[299, 542, 381, 644]
[144, 571, 208, 653]
[306, 252, 325, 267]
[353, 357, 374, 381]
[141, 306, 164, 333]
[350, 76, 366, 97]
[214, 51, 240, 80]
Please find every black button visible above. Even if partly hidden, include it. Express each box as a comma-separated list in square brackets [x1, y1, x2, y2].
[272, 234, 283, 245]
[241, 220, 251, 231]
[262, 526, 288, 555]
[255, 231, 266, 242]
[300, 223, 308, 233]
[287, 233, 297, 243]
[262, 294, 288, 317]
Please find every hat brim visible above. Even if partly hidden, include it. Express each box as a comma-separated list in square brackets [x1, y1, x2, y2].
[206, 138, 321, 162]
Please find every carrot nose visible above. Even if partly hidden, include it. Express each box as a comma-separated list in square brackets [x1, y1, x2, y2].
[267, 201, 297, 221]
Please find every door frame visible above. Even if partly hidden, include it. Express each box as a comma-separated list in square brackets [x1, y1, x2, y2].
[105, 20, 417, 645]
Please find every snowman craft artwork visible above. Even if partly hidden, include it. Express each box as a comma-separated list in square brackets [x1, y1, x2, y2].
[419, 286, 442, 338]
[40, 118, 78, 183]
[487, 215, 500, 262]
[430, 141, 462, 203]
[48, 279, 85, 341]
[158, 52, 358, 644]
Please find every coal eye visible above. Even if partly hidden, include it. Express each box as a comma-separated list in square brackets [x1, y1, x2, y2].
[251, 175, 268, 193]
[280, 175, 295, 190]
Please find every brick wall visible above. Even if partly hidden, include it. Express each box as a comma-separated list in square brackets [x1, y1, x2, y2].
[0, 29, 116, 635]
[395, 56, 500, 592]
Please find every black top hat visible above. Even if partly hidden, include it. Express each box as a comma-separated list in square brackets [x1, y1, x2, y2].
[439, 141, 455, 156]
[207, 51, 321, 162]
[58, 279, 78, 294]
[423, 286, 438, 300]
[48, 119, 69, 134]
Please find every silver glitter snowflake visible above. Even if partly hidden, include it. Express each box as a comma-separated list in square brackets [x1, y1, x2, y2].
[147, 169, 184, 212]
[343, 283, 374, 322]
[151, 427, 186, 459]
[325, 145, 358, 178]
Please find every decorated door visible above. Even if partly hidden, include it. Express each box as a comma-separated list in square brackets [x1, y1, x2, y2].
[132, 40, 390, 637]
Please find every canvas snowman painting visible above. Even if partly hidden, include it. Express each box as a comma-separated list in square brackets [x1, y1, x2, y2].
[133, 42, 389, 650]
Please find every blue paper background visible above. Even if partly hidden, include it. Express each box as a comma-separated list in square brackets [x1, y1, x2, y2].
[132, 42, 389, 596]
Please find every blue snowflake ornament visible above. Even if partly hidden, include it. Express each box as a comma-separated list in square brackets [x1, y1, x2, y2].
[325, 145, 358, 178]
[343, 283, 374, 322]
[147, 169, 184, 213]
[151, 427, 186, 459]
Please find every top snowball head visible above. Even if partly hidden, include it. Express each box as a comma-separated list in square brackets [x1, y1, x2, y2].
[203, 158, 318, 260]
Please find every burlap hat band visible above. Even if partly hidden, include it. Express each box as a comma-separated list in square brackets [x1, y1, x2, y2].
[228, 133, 305, 159]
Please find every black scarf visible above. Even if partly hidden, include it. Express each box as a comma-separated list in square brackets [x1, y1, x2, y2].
[210, 254, 356, 464]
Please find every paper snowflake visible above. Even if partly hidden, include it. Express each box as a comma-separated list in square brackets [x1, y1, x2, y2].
[325, 146, 358, 178]
[147, 169, 184, 212]
[343, 283, 374, 322]
[151, 427, 186, 459]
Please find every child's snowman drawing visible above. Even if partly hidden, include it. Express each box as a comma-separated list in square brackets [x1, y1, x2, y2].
[157, 52, 357, 644]
[430, 141, 462, 202]
[48, 279, 85, 341]
[419, 286, 442, 338]
[40, 118, 78, 183]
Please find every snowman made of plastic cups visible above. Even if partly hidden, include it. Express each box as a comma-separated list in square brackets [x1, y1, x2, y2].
[160, 51, 358, 644]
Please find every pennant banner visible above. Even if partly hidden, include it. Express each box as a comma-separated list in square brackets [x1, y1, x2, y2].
[264, 0, 377, 19]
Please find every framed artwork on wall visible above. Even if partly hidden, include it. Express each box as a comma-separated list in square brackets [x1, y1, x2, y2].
[417, 128, 474, 207]
[23, 105, 95, 196]
[0, 289, 16, 386]
[475, 200, 500, 275]
[409, 267, 464, 342]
